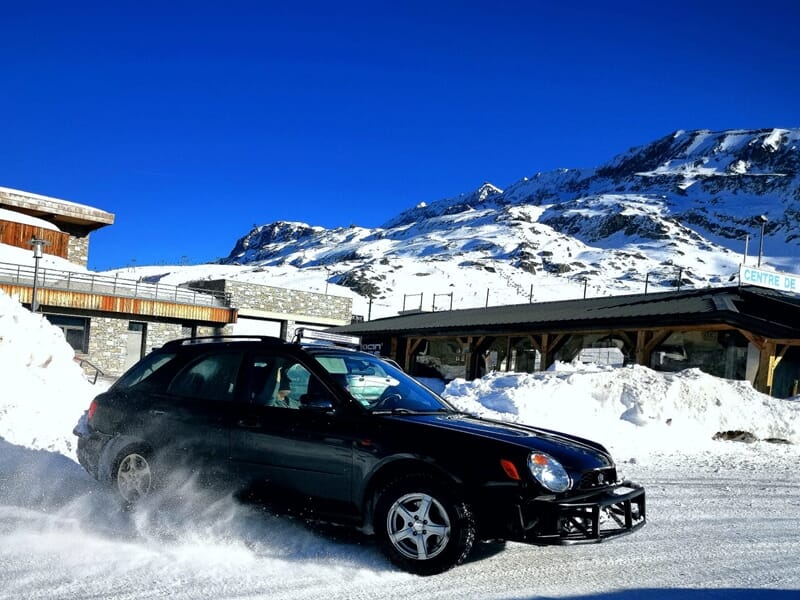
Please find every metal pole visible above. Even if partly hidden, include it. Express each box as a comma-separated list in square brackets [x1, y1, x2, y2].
[743, 234, 749, 265]
[31, 255, 40, 312]
[644, 272, 649, 295]
[757, 217, 768, 267]
[29, 237, 48, 312]
[583, 278, 588, 299]
[485, 288, 490, 307]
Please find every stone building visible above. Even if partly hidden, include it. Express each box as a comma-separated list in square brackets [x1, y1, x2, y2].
[188, 278, 353, 341]
[0, 186, 352, 378]
[0, 185, 114, 267]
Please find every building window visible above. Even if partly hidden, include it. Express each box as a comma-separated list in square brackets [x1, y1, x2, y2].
[44, 314, 89, 353]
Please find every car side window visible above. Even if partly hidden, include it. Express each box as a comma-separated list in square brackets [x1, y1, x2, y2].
[245, 354, 327, 410]
[167, 352, 243, 402]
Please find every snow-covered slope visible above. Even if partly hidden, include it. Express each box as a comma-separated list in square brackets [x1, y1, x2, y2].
[198, 129, 797, 318]
[84, 128, 797, 320]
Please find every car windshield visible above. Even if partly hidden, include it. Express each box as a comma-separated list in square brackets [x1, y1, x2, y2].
[312, 351, 453, 413]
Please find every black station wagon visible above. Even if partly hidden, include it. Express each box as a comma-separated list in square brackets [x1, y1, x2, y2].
[74, 331, 645, 575]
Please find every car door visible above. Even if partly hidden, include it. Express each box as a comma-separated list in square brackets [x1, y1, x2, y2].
[230, 351, 356, 503]
[142, 349, 244, 474]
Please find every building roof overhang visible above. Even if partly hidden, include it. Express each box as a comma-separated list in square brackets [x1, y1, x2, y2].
[0, 186, 115, 233]
[335, 286, 800, 342]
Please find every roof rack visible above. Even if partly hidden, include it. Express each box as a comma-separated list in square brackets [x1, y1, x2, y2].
[292, 328, 361, 349]
[162, 335, 284, 348]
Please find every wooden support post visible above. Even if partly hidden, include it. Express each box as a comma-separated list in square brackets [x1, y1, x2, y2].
[538, 333, 567, 371]
[636, 331, 649, 366]
[754, 341, 776, 396]
[404, 338, 424, 373]
[635, 329, 671, 367]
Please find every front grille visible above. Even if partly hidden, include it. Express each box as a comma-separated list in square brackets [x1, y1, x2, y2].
[577, 467, 617, 489]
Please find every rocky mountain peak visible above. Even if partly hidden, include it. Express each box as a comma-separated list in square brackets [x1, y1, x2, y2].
[218, 128, 799, 315]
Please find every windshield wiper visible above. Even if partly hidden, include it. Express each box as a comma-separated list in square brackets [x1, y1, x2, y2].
[372, 407, 452, 416]
[371, 407, 417, 415]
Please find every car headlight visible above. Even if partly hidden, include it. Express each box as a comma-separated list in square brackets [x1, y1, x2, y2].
[528, 452, 571, 492]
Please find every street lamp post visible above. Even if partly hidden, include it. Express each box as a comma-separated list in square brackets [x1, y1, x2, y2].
[757, 215, 768, 267]
[29, 237, 49, 312]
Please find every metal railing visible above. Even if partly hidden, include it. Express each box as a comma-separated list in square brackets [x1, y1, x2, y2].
[0, 261, 229, 307]
[74, 356, 106, 385]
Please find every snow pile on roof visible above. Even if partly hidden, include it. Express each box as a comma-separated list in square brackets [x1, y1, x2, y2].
[0, 207, 60, 231]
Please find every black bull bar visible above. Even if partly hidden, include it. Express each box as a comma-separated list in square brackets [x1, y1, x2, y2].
[519, 482, 646, 544]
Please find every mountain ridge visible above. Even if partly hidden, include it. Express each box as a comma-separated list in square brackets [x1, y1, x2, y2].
[204, 128, 800, 318]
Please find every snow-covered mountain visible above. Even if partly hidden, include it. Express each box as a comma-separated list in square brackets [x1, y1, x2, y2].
[212, 128, 798, 318]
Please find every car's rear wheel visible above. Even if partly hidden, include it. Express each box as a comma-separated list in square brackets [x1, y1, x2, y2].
[374, 473, 475, 575]
[112, 445, 154, 505]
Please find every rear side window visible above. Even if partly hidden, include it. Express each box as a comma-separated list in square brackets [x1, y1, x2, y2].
[113, 352, 177, 391]
[245, 353, 314, 409]
[168, 352, 243, 402]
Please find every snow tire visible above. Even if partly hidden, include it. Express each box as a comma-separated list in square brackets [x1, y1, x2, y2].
[374, 473, 475, 575]
[111, 443, 155, 507]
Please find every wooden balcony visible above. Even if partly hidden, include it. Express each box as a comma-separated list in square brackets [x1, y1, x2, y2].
[0, 262, 237, 325]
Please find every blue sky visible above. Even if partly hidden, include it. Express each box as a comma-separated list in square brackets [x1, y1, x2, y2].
[2, 1, 798, 270]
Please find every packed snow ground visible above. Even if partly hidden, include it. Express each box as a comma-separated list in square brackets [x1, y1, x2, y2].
[1, 290, 799, 598]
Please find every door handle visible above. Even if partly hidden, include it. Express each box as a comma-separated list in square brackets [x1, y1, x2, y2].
[237, 418, 261, 428]
[150, 410, 166, 416]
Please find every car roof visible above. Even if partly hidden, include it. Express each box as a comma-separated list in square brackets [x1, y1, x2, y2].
[160, 335, 288, 351]
[159, 335, 371, 358]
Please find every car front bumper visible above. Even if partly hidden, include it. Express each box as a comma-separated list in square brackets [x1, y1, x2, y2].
[515, 482, 646, 544]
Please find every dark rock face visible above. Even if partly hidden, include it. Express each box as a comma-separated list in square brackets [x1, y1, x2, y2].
[336, 269, 381, 298]
[226, 222, 319, 263]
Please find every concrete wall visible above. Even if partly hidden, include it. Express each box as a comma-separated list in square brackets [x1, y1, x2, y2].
[145, 321, 189, 356]
[66, 234, 90, 267]
[86, 317, 184, 376]
[189, 279, 352, 322]
[86, 317, 128, 375]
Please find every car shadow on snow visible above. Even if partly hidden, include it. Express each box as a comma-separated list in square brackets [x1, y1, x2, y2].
[509, 590, 797, 600]
[0, 437, 103, 509]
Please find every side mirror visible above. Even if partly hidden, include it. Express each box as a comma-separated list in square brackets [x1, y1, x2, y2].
[299, 396, 335, 411]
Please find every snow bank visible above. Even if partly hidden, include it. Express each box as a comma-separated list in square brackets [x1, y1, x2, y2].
[0, 291, 99, 459]
[443, 362, 800, 458]
[0, 289, 798, 467]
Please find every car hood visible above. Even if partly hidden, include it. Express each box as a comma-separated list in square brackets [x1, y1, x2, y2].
[384, 412, 614, 470]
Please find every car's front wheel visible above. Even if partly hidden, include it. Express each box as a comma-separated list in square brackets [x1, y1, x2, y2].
[374, 473, 475, 575]
[112, 445, 154, 505]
